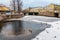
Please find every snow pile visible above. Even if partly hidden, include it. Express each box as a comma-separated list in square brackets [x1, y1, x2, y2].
[22, 16, 60, 40]
[21, 16, 60, 22]
[32, 21, 60, 40]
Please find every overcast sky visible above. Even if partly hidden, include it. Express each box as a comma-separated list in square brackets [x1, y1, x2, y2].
[0, 0, 60, 9]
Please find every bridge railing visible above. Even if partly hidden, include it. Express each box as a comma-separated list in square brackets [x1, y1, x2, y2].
[0, 13, 24, 21]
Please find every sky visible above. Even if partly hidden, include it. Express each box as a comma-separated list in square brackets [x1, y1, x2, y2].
[0, 0, 60, 9]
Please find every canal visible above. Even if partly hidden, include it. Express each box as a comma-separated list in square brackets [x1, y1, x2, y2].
[0, 20, 51, 40]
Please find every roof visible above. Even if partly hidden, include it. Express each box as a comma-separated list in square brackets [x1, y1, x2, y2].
[0, 4, 10, 11]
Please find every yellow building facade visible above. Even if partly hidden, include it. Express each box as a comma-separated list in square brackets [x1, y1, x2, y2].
[0, 5, 10, 15]
[44, 4, 60, 17]
[23, 4, 60, 17]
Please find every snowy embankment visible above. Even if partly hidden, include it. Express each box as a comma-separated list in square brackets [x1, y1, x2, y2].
[30, 20, 60, 40]
[32, 21, 60, 40]
[22, 16, 60, 40]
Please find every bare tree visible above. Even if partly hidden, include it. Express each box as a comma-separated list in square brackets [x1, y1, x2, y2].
[10, 0, 23, 35]
[17, 0, 22, 13]
[11, 0, 22, 14]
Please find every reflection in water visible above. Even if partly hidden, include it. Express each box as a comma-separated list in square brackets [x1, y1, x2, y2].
[1, 20, 51, 37]
[12, 21, 23, 35]
[0, 20, 52, 40]
[1, 21, 23, 36]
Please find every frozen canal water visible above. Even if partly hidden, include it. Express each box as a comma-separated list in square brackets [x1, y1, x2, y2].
[0, 16, 60, 40]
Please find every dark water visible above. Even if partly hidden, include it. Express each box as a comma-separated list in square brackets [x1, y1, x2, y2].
[2, 21, 23, 35]
[0, 20, 51, 40]
[2, 20, 51, 32]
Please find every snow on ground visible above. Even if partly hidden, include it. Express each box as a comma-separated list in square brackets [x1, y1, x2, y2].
[21, 16, 60, 40]
[7, 15, 60, 22]
[21, 16, 60, 22]
[28, 16, 60, 40]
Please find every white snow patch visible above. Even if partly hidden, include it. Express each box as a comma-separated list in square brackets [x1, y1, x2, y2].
[32, 21, 60, 40]
[22, 16, 60, 40]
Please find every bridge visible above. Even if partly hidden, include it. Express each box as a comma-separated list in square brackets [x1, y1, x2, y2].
[0, 14, 24, 22]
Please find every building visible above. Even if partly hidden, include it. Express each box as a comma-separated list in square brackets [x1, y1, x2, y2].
[44, 4, 60, 17]
[23, 4, 60, 17]
[0, 4, 10, 15]
[23, 7, 42, 15]
[0, 4, 11, 19]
